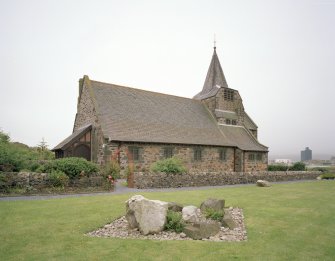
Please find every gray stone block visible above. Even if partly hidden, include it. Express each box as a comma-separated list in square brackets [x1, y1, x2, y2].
[183, 221, 221, 240]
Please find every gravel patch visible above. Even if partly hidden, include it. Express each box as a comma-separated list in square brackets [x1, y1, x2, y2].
[87, 207, 247, 242]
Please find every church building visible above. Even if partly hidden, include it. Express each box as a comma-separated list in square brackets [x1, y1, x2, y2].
[52, 47, 268, 172]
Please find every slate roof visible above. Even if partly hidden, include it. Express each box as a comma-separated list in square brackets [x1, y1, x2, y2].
[85, 79, 267, 151]
[53, 124, 92, 150]
[244, 112, 258, 130]
[90, 80, 234, 147]
[218, 125, 267, 151]
[194, 48, 228, 100]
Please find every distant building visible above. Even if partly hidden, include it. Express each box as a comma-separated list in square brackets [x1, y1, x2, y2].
[274, 159, 292, 164]
[301, 147, 312, 161]
[330, 156, 335, 165]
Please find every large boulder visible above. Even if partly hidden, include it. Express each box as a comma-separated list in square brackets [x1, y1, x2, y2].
[183, 221, 221, 240]
[182, 206, 203, 223]
[200, 198, 225, 212]
[256, 180, 271, 187]
[125, 195, 168, 235]
[221, 209, 237, 229]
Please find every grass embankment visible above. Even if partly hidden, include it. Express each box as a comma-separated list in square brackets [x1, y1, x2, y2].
[1, 181, 334, 260]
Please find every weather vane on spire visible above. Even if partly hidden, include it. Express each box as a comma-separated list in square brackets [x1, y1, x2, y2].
[214, 33, 216, 50]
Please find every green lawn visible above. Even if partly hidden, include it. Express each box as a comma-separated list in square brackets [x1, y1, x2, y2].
[1, 181, 334, 261]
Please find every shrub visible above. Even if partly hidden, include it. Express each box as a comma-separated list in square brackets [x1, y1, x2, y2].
[165, 210, 185, 233]
[0, 173, 9, 192]
[101, 160, 120, 179]
[49, 157, 99, 179]
[268, 165, 288, 171]
[204, 208, 224, 222]
[289, 162, 306, 171]
[320, 173, 335, 180]
[0, 142, 25, 171]
[48, 170, 69, 187]
[151, 157, 186, 174]
[308, 167, 328, 173]
[0, 130, 54, 172]
[268, 162, 306, 171]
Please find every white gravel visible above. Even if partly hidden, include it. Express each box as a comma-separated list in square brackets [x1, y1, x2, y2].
[87, 207, 247, 242]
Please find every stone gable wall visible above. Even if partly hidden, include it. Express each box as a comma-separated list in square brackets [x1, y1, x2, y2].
[201, 88, 259, 138]
[73, 82, 98, 131]
[133, 171, 321, 189]
[73, 81, 104, 164]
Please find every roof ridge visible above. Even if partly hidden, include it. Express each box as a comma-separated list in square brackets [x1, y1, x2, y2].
[203, 105, 233, 145]
[90, 79, 198, 102]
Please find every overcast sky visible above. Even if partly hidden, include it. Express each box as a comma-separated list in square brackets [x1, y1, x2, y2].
[1, 0, 334, 159]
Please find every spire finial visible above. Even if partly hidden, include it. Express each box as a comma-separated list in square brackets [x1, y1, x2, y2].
[214, 33, 216, 50]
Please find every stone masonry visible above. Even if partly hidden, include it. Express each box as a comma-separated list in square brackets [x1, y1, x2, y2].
[0, 172, 105, 191]
[132, 171, 321, 189]
[103, 142, 268, 176]
[104, 142, 241, 175]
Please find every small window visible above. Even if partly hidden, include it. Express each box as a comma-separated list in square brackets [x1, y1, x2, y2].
[232, 120, 237, 125]
[129, 146, 140, 161]
[164, 147, 173, 158]
[224, 89, 234, 101]
[219, 148, 227, 161]
[194, 148, 202, 161]
[225, 119, 231, 125]
[248, 153, 255, 161]
[256, 153, 262, 161]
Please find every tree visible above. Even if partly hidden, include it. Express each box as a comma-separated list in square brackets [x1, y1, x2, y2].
[36, 138, 54, 160]
[37, 138, 48, 152]
[0, 129, 10, 143]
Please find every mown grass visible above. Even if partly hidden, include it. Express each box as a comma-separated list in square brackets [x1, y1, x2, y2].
[1, 181, 334, 260]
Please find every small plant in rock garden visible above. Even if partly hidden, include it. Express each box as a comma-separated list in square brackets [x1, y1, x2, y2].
[165, 210, 185, 233]
[204, 208, 225, 222]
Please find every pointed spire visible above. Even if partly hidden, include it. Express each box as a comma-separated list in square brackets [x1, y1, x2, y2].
[194, 47, 229, 100]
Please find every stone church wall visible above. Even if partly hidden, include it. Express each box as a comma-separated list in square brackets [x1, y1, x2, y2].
[244, 151, 268, 172]
[133, 171, 321, 189]
[103, 142, 236, 176]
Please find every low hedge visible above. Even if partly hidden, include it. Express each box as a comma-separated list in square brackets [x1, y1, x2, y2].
[320, 173, 335, 180]
[37, 157, 99, 179]
[268, 162, 306, 171]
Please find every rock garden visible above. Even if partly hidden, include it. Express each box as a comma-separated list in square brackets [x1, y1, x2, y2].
[88, 195, 247, 242]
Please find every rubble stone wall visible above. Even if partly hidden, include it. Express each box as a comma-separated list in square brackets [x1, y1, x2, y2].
[133, 171, 321, 189]
[0, 172, 104, 191]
